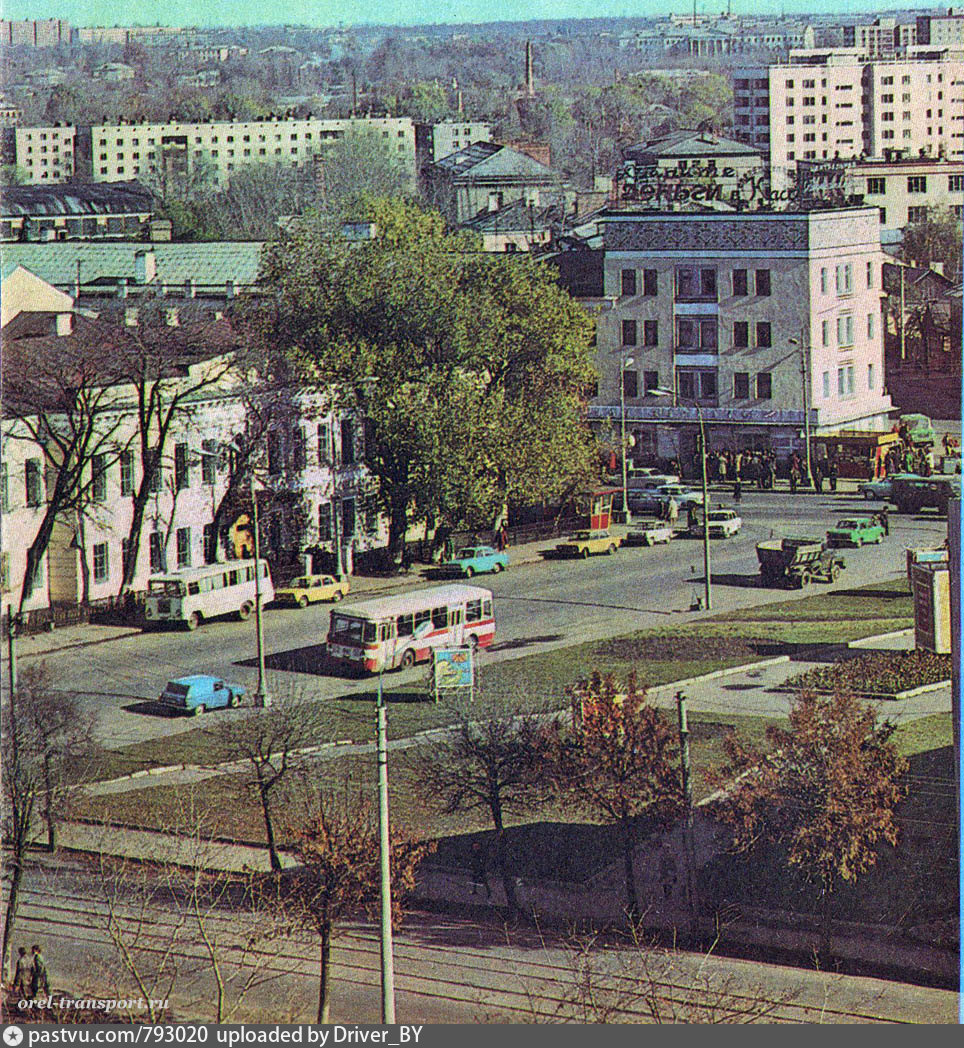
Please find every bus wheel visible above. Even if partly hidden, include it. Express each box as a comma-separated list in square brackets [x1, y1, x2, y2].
[186, 612, 201, 631]
[298, 596, 309, 609]
[238, 602, 253, 621]
[192, 704, 206, 716]
[401, 649, 416, 670]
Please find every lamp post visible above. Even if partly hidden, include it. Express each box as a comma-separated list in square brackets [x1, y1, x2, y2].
[249, 471, 269, 708]
[652, 388, 711, 611]
[789, 333, 814, 491]
[620, 353, 635, 520]
[376, 666, 395, 1022]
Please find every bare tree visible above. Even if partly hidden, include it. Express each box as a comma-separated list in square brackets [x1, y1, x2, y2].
[416, 711, 551, 914]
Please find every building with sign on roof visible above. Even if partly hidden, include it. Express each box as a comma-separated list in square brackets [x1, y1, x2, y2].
[0, 180, 156, 242]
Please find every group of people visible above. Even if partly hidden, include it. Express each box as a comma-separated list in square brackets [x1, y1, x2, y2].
[883, 442, 936, 478]
[10, 944, 49, 1000]
[706, 449, 778, 490]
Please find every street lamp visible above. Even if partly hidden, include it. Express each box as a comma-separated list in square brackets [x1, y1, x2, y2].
[620, 353, 635, 520]
[789, 334, 814, 491]
[651, 387, 711, 612]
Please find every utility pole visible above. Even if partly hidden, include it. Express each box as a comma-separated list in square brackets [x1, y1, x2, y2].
[250, 474, 269, 708]
[376, 669, 396, 1023]
[697, 408, 711, 611]
[791, 330, 814, 491]
[676, 690, 698, 938]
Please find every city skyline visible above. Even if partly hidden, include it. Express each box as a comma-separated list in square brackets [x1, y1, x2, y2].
[1, 0, 929, 29]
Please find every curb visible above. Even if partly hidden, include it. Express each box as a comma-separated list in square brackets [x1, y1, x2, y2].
[773, 679, 950, 701]
[648, 655, 791, 695]
[847, 628, 915, 648]
[18, 627, 142, 659]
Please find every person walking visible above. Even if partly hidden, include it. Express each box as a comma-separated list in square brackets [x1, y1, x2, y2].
[828, 459, 839, 493]
[733, 480, 742, 503]
[30, 944, 50, 999]
[11, 947, 30, 998]
[667, 496, 679, 527]
[686, 502, 698, 531]
[880, 505, 890, 537]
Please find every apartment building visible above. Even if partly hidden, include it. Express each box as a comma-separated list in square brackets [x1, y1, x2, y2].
[414, 120, 492, 170]
[589, 208, 892, 462]
[917, 10, 964, 47]
[0, 18, 71, 46]
[842, 17, 917, 58]
[0, 180, 156, 242]
[735, 49, 964, 191]
[9, 117, 417, 187]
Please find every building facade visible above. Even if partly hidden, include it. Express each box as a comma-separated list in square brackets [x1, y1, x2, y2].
[590, 208, 893, 462]
[0, 18, 71, 46]
[0, 180, 156, 242]
[415, 120, 493, 171]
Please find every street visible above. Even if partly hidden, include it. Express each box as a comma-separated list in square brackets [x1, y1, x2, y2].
[18, 489, 950, 749]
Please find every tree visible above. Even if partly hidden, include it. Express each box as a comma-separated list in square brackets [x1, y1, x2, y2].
[202, 701, 329, 872]
[417, 711, 551, 914]
[284, 790, 433, 1022]
[1, 665, 91, 978]
[260, 197, 597, 563]
[544, 673, 685, 918]
[2, 319, 130, 609]
[900, 206, 964, 283]
[708, 691, 907, 958]
[312, 126, 412, 223]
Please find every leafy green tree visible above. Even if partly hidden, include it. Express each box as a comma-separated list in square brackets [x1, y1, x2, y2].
[901, 206, 963, 283]
[406, 80, 453, 122]
[260, 198, 597, 562]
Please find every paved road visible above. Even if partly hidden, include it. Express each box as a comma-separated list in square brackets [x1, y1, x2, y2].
[19, 489, 950, 748]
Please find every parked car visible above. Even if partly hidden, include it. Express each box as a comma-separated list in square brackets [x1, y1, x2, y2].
[826, 517, 885, 547]
[623, 522, 675, 546]
[439, 545, 508, 578]
[690, 508, 742, 538]
[158, 675, 245, 716]
[552, 530, 621, 558]
[856, 473, 916, 501]
[274, 574, 350, 608]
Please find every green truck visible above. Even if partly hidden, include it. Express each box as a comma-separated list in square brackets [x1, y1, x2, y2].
[892, 475, 961, 515]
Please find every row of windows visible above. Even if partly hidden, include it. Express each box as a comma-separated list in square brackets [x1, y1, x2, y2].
[820, 313, 877, 348]
[621, 369, 772, 401]
[619, 267, 771, 301]
[621, 319, 772, 350]
[819, 364, 875, 399]
[818, 261, 875, 296]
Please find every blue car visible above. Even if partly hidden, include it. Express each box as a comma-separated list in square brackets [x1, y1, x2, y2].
[439, 545, 509, 578]
[159, 674, 245, 716]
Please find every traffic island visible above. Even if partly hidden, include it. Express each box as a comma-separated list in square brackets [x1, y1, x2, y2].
[780, 649, 952, 700]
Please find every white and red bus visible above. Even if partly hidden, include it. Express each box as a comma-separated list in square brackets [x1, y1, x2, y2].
[326, 583, 496, 673]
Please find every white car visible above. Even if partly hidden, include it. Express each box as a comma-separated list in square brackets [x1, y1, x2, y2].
[690, 508, 742, 538]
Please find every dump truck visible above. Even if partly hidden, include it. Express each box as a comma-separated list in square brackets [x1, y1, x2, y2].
[756, 537, 846, 588]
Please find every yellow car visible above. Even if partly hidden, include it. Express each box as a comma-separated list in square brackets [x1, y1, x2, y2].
[275, 574, 350, 608]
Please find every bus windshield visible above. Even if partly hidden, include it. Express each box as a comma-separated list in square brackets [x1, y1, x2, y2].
[149, 580, 186, 596]
[330, 615, 376, 644]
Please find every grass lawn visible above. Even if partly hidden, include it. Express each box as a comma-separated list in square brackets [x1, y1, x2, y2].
[87, 578, 915, 781]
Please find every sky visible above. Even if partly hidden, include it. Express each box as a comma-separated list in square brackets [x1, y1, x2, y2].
[4, 0, 906, 27]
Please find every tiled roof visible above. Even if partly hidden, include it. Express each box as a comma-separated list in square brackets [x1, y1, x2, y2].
[462, 198, 561, 233]
[432, 142, 556, 181]
[623, 130, 763, 162]
[0, 241, 266, 289]
[1, 180, 155, 218]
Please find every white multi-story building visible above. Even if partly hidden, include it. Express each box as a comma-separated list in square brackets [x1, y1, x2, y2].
[13, 125, 75, 183]
[415, 120, 492, 168]
[735, 48, 964, 191]
[589, 208, 893, 462]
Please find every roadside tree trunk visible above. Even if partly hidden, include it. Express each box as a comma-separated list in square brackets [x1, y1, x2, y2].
[490, 800, 520, 915]
[317, 917, 332, 1023]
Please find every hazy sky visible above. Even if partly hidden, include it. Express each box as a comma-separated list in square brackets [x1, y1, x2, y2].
[5, 0, 898, 27]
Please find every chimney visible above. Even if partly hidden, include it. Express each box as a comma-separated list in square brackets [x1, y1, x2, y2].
[134, 249, 156, 284]
[55, 312, 72, 336]
[525, 40, 534, 97]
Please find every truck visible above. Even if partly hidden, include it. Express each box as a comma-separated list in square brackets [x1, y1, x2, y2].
[891, 475, 960, 515]
[756, 538, 846, 588]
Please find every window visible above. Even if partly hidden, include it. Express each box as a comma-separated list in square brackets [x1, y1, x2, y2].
[756, 322, 771, 348]
[290, 427, 306, 470]
[835, 263, 852, 294]
[907, 206, 928, 224]
[950, 174, 964, 192]
[642, 269, 657, 296]
[91, 454, 107, 502]
[341, 497, 356, 537]
[820, 267, 828, 294]
[676, 318, 717, 350]
[149, 531, 163, 573]
[0, 462, 7, 512]
[822, 371, 830, 398]
[867, 313, 875, 339]
[675, 266, 716, 301]
[677, 371, 696, 400]
[93, 542, 109, 583]
[866, 260, 874, 288]
[176, 527, 192, 569]
[734, 372, 750, 398]
[621, 268, 636, 296]
[622, 370, 638, 398]
[907, 175, 927, 193]
[677, 369, 717, 401]
[838, 365, 855, 396]
[622, 319, 637, 346]
[732, 268, 748, 296]
[868, 363, 875, 389]
[174, 443, 189, 491]
[318, 502, 332, 541]
[643, 320, 658, 346]
[120, 449, 134, 495]
[821, 319, 830, 347]
[340, 419, 355, 465]
[755, 269, 771, 296]
[201, 440, 217, 486]
[734, 321, 749, 348]
[643, 371, 659, 394]
[25, 458, 43, 507]
[701, 371, 718, 399]
[203, 523, 216, 564]
[837, 314, 855, 346]
[756, 372, 772, 399]
[318, 423, 331, 464]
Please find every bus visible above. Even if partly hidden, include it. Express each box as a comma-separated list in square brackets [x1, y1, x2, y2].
[144, 559, 274, 631]
[326, 583, 496, 673]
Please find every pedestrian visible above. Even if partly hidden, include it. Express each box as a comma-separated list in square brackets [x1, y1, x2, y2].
[667, 496, 679, 526]
[11, 947, 30, 998]
[733, 480, 742, 503]
[495, 525, 507, 553]
[470, 839, 491, 898]
[880, 505, 889, 536]
[789, 463, 799, 494]
[30, 944, 50, 999]
[828, 459, 839, 493]
[686, 502, 698, 530]
[719, 456, 728, 484]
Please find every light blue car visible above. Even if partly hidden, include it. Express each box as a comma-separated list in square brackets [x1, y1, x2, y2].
[158, 674, 245, 716]
[439, 545, 509, 578]
[857, 473, 916, 501]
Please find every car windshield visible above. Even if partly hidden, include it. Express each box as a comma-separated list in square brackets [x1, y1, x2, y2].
[149, 580, 186, 596]
[330, 615, 376, 644]
[455, 548, 476, 558]
[573, 531, 592, 539]
[837, 520, 861, 528]
[709, 512, 730, 521]
[289, 578, 311, 588]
